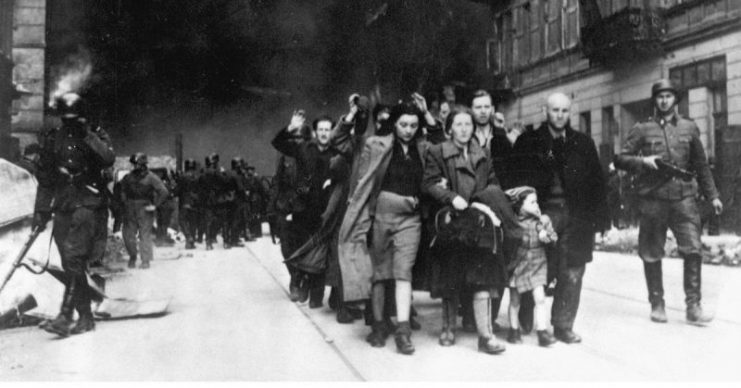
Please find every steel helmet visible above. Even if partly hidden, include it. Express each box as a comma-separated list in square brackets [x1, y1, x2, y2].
[55, 92, 87, 119]
[130, 152, 147, 166]
[205, 153, 219, 167]
[651, 79, 680, 99]
[184, 158, 196, 171]
[231, 157, 244, 170]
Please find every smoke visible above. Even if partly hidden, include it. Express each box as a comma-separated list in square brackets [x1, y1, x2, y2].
[48, 47, 93, 108]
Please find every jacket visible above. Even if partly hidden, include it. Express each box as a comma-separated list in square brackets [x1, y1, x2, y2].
[34, 123, 115, 213]
[337, 134, 432, 301]
[509, 122, 609, 232]
[614, 113, 718, 201]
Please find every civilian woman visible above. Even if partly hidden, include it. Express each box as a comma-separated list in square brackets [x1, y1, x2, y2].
[423, 107, 508, 355]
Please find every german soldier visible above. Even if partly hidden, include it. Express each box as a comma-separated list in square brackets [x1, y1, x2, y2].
[120, 153, 169, 269]
[33, 92, 115, 337]
[176, 158, 201, 249]
[615, 79, 722, 325]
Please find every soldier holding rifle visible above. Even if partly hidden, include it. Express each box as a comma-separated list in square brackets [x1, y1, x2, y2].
[615, 79, 722, 326]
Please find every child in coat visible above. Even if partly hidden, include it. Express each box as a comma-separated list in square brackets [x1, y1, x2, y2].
[505, 186, 558, 347]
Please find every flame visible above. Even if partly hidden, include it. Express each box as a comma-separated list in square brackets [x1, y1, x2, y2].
[49, 48, 93, 108]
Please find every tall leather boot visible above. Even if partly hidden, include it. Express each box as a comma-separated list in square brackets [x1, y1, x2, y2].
[643, 260, 667, 323]
[43, 276, 77, 337]
[684, 255, 712, 326]
[71, 275, 95, 335]
[474, 296, 505, 354]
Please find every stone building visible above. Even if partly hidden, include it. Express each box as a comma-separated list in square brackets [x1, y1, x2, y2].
[0, 0, 45, 158]
[479, 0, 741, 229]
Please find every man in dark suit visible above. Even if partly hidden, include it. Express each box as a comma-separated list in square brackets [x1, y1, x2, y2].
[511, 92, 609, 343]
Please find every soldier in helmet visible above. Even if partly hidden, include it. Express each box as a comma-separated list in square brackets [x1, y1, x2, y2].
[616, 79, 723, 326]
[176, 158, 202, 249]
[119, 152, 169, 269]
[32, 92, 115, 337]
[200, 153, 240, 249]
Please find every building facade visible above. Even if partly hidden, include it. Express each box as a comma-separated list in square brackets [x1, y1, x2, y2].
[1, 0, 46, 158]
[483, 0, 741, 228]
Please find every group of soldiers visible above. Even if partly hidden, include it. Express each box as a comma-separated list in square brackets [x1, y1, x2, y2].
[114, 151, 270, 269]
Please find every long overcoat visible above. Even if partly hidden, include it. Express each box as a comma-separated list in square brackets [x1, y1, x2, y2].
[509, 123, 609, 266]
[337, 134, 430, 302]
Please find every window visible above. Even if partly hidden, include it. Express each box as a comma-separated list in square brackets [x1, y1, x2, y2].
[513, 5, 529, 67]
[544, 0, 562, 56]
[669, 55, 726, 90]
[564, 0, 580, 48]
[602, 106, 618, 142]
[580, 111, 592, 136]
[494, 0, 580, 70]
[529, 0, 543, 63]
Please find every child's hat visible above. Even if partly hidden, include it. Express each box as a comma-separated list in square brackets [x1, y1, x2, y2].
[505, 186, 536, 204]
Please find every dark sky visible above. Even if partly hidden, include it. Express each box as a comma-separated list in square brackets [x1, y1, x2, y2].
[74, 0, 491, 124]
[45, 0, 492, 169]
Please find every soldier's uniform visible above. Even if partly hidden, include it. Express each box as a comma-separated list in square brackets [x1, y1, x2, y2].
[154, 169, 177, 246]
[119, 154, 169, 268]
[245, 168, 268, 239]
[33, 93, 115, 336]
[175, 159, 201, 249]
[615, 80, 719, 325]
[200, 154, 239, 249]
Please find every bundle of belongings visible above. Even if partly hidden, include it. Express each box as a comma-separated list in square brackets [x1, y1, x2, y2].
[432, 203, 502, 254]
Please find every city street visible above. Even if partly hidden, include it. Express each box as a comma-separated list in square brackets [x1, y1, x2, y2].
[1, 233, 740, 381]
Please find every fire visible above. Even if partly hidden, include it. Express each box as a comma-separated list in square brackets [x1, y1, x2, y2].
[48, 48, 93, 108]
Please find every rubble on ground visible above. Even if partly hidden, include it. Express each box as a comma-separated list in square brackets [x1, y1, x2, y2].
[596, 227, 741, 267]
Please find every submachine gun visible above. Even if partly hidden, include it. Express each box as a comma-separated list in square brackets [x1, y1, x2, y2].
[655, 159, 696, 182]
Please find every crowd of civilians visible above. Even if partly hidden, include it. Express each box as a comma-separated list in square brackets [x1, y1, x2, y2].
[269, 86, 612, 355]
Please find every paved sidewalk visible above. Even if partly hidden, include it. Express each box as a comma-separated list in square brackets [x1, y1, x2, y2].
[1, 235, 740, 381]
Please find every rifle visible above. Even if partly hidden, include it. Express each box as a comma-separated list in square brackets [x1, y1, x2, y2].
[655, 159, 696, 182]
[0, 226, 46, 296]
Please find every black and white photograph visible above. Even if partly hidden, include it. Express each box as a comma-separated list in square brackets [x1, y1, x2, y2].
[1, 0, 740, 382]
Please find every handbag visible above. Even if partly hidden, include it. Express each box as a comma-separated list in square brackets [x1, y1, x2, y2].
[432, 205, 501, 254]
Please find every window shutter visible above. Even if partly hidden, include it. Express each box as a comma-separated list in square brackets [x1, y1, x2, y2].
[545, 0, 563, 55]
[529, 0, 542, 63]
[565, 0, 579, 48]
[514, 5, 530, 67]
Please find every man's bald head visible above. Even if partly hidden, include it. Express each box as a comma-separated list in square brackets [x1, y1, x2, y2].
[546, 92, 571, 131]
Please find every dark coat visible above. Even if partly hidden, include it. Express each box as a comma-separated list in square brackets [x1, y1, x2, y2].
[509, 122, 609, 265]
[422, 139, 509, 297]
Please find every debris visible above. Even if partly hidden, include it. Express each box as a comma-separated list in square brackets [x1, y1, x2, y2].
[597, 227, 741, 267]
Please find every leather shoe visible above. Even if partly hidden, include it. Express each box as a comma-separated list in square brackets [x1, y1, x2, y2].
[507, 328, 522, 344]
[687, 304, 712, 326]
[554, 328, 582, 344]
[366, 321, 388, 347]
[537, 330, 557, 347]
[140, 262, 150, 269]
[42, 315, 73, 337]
[70, 314, 95, 335]
[128, 257, 136, 269]
[478, 336, 506, 354]
[336, 307, 355, 324]
[438, 329, 455, 347]
[394, 333, 415, 355]
[650, 301, 668, 323]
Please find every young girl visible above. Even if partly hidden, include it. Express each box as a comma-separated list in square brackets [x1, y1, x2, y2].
[505, 186, 558, 347]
